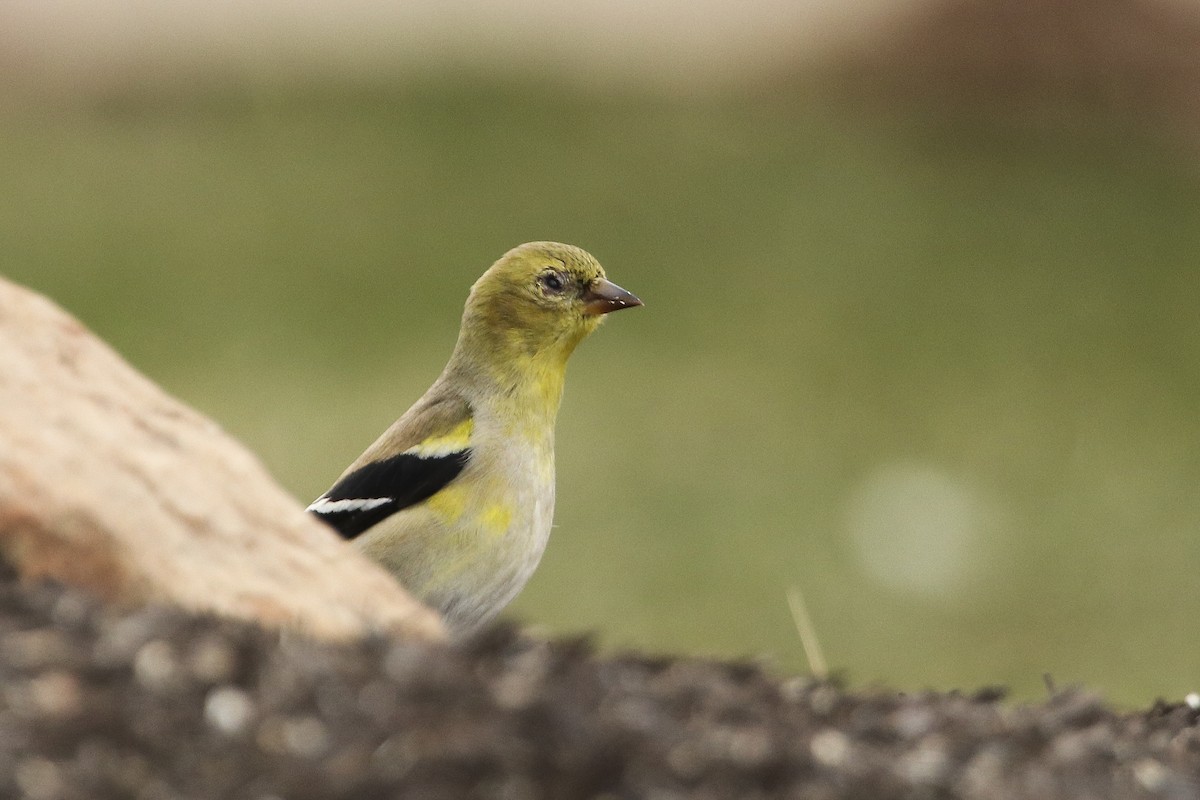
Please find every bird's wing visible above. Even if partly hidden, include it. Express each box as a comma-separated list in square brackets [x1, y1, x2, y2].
[308, 394, 474, 540]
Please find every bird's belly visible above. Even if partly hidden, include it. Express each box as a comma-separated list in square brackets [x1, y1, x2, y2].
[432, 491, 553, 632]
[423, 441, 556, 628]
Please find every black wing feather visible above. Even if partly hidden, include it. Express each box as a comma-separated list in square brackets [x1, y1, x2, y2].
[312, 449, 471, 540]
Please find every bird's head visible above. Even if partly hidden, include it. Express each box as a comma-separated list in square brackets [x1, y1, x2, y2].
[459, 242, 642, 370]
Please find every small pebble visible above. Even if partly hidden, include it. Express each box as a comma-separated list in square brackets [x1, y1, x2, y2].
[134, 640, 179, 691]
[810, 730, 851, 768]
[727, 728, 772, 765]
[14, 757, 63, 800]
[189, 635, 237, 683]
[896, 735, 950, 785]
[280, 716, 331, 759]
[205, 686, 255, 736]
[27, 671, 82, 717]
[1133, 758, 1168, 792]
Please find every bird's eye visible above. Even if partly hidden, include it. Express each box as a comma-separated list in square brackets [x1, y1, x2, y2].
[539, 271, 567, 294]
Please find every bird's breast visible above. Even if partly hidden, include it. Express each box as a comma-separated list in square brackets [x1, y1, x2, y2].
[427, 438, 555, 632]
[476, 435, 554, 544]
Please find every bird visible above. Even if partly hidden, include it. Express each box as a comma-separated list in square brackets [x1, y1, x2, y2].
[307, 242, 642, 634]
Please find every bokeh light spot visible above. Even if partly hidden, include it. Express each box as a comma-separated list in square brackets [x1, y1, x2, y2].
[844, 462, 996, 600]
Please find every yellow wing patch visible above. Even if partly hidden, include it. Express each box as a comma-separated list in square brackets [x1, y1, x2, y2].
[425, 491, 512, 536]
[405, 418, 473, 458]
[425, 484, 469, 523]
[480, 503, 513, 536]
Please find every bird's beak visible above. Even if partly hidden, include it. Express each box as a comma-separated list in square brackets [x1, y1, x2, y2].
[583, 278, 643, 316]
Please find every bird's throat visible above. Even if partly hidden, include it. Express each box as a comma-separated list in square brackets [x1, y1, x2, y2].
[447, 342, 567, 427]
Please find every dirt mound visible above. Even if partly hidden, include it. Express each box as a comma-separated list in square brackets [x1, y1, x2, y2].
[3, 569, 1197, 800]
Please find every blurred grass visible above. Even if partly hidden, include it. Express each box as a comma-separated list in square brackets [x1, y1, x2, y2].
[4, 77, 1200, 705]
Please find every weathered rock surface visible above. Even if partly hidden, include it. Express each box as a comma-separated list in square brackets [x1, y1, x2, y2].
[0, 276, 442, 641]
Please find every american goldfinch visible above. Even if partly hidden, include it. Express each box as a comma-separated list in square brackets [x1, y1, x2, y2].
[308, 242, 642, 634]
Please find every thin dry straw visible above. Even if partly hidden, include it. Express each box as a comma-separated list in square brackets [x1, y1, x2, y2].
[787, 585, 828, 680]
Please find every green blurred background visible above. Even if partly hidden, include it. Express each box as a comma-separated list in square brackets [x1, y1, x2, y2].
[4, 0, 1200, 706]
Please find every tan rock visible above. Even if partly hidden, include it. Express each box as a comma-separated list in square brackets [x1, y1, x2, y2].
[0, 277, 444, 641]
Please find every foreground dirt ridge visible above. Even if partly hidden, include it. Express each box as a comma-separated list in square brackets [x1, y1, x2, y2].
[2, 572, 1198, 800]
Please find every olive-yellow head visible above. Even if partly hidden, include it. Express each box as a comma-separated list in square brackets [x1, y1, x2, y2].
[454, 241, 642, 383]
